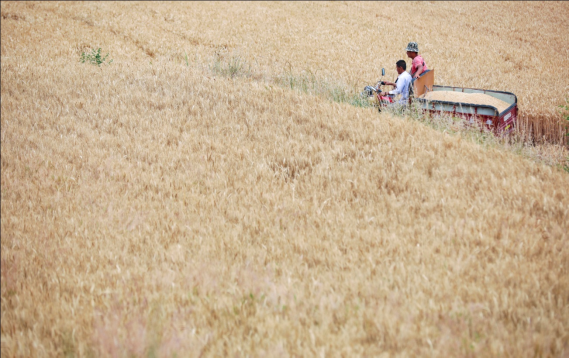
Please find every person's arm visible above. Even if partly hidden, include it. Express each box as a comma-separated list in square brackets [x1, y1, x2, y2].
[379, 80, 399, 96]
[413, 64, 424, 79]
[380, 83, 401, 96]
[388, 88, 401, 95]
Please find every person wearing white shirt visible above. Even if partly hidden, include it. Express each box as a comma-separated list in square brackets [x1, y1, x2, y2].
[379, 60, 412, 106]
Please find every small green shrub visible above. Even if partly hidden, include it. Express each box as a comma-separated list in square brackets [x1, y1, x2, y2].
[209, 54, 250, 78]
[80, 48, 113, 66]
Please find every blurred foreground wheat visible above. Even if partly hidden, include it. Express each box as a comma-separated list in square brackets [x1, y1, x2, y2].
[1, 2, 568, 357]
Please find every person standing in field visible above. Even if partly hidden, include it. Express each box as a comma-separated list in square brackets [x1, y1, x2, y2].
[405, 42, 428, 80]
[379, 60, 412, 106]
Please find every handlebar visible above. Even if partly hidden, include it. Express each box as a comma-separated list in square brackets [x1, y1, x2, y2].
[374, 81, 386, 90]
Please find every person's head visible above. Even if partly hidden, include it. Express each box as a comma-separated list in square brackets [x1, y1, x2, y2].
[396, 60, 406, 74]
[405, 42, 419, 59]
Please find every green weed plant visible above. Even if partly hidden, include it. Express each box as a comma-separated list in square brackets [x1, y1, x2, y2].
[209, 54, 251, 78]
[80, 48, 113, 67]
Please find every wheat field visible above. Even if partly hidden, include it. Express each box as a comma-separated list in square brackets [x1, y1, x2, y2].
[1, 2, 569, 357]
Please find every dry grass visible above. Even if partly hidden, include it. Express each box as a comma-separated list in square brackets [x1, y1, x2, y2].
[1, 1, 569, 357]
